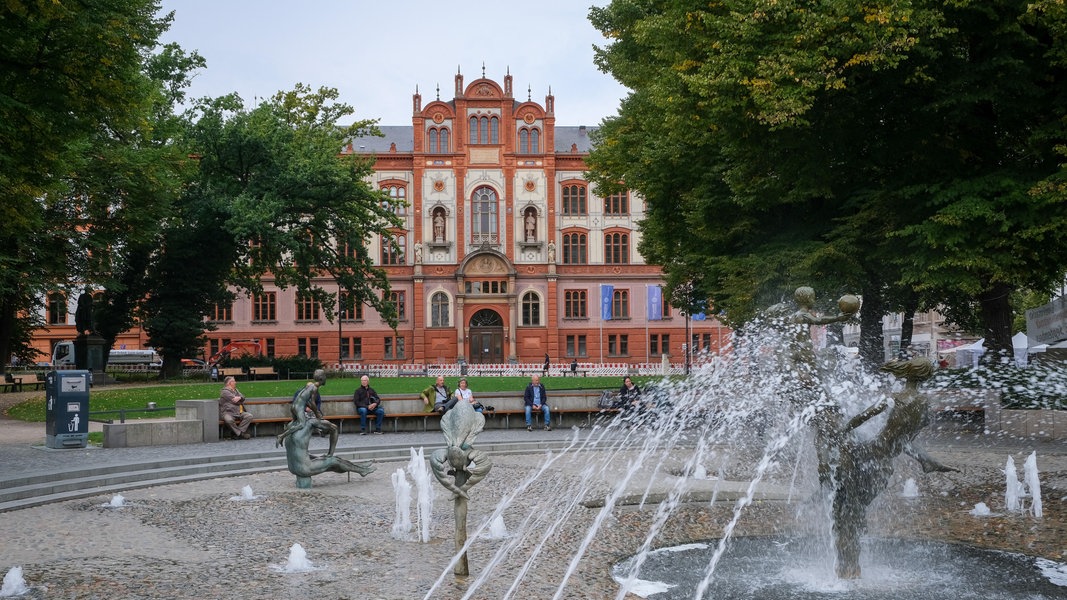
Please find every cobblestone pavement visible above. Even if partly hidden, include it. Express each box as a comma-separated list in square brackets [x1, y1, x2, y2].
[2, 392, 1067, 599]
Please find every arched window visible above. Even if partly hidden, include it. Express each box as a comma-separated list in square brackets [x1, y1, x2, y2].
[612, 289, 630, 319]
[562, 232, 587, 264]
[469, 115, 499, 144]
[521, 291, 541, 326]
[604, 232, 630, 264]
[380, 232, 406, 265]
[471, 187, 499, 245]
[427, 127, 450, 153]
[518, 127, 541, 153]
[564, 290, 587, 319]
[430, 292, 450, 327]
[562, 184, 587, 215]
[604, 191, 629, 215]
[381, 184, 406, 215]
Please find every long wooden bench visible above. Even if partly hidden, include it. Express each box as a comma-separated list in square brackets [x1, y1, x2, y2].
[9, 374, 44, 392]
[212, 390, 613, 437]
[217, 367, 247, 381]
[249, 366, 280, 380]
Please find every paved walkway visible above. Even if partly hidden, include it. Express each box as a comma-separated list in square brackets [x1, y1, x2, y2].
[3, 389, 1067, 599]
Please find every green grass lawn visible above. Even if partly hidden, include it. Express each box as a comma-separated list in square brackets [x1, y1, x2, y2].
[5, 374, 649, 422]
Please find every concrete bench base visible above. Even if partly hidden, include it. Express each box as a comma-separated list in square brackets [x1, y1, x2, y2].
[103, 420, 204, 448]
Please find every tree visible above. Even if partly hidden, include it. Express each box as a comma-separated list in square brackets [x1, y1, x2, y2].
[587, 0, 1067, 361]
[0, 0, 175, 369]
[141, 86, 402, 377]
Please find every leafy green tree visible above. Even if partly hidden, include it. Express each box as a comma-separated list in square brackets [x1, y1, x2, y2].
[0, 0, 175, 369]
[587, 0, 1067, 362]
[141, 86, 402, 377]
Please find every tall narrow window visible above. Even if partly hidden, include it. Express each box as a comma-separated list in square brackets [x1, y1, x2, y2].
[46, 292, 66, 325]
[339, 292, 363, 321]
[566, 334, 588, 357]
[471, 187, 498, 245]
[604, 191, 629, 215]
[562, 184, 587, 215]
[381, 185, 406, 216]
[518, 127, 541, 153]
[252, 292, 277, 321]
[388, 291, 406, 321]
[469, 115, 499, 144]
[521, 292, 541, 326]
[297, 337, 319, 358]
[612, 289, 630, 319]
[604, 232, 630, 264]
[564, 290, 587, 319]
[431, 292, 450, 327]
[211, 302, 233, 322]
[428, 127, 450, 153]
[296, 294, 320, 321]
[380, 233, 406, 265]
[562, 232, 587, 264]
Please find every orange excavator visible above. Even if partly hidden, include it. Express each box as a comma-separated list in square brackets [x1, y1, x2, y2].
[208, 340, 263, 366]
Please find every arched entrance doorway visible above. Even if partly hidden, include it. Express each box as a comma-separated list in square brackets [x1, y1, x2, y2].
[468, 309, 504, 364]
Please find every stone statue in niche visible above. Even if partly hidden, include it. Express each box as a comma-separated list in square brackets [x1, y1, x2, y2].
[433, 211, 445, 242]
[547, 241, 556, 263]
[524, 211, 536, 241]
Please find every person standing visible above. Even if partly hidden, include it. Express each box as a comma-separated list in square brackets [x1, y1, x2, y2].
[542, 353, 550, 376]
[420, 375, 454, 414]
[523, 374, 551, 432]
[219, 376, 254, 439]
[353, 375, 385, 434]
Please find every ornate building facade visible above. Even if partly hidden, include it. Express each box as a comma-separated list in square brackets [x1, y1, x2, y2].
[33, 70, 727, 367]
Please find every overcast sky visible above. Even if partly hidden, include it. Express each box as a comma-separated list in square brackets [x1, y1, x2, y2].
[157, 1, 630, 127]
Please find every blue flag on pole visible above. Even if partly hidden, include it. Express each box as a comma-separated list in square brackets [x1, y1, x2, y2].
[647, 285, 663, 321]
[600, 284, 614, 321]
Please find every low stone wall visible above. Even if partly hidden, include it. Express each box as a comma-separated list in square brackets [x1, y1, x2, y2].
[102, 419, 203, 448]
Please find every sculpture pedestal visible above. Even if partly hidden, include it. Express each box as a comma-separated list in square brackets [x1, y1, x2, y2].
[74, 334, 106, 373]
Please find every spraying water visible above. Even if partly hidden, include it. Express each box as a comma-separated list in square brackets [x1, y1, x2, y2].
[391, 467, 414, 540]
[0, 567, 29, 597]
[900, 478, 919, 498]
[1024, 452, 1043, 518]
[108, 494, 125, 508]
[483, 515, 508, 540]
[273, 543, 316, 573]
[407, 447, 435, 543]
[229, 485, 259, 501]
[1005, 456, 1023, 512]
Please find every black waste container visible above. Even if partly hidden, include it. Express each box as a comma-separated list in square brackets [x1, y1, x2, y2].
[45, 370, 91, 449]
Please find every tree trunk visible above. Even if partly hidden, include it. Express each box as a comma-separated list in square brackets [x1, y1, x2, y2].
[979, 282, 1014, 359]
[858, 283, 885, 367]
[899, 294, 919, 357]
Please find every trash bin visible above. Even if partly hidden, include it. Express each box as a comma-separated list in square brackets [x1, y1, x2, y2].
[45, 370, 90, 449]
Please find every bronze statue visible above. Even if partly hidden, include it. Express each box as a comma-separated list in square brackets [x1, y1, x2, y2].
[829, 356, 956, 578]
[74, 291, 94, 335]
[430, 396, 492, 575]
[277, 369, 374, 488]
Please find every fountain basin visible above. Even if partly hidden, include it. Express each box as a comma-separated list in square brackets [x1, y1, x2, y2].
[614, 536, 1067, 599]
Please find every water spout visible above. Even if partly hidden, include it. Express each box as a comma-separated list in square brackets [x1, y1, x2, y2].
[0, 567, 29, 597]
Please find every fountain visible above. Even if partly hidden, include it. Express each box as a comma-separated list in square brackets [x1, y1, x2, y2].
[271, 543, 317, 573]
[107, 494, 125, 508]
[0, 567, 29, 598]
[900, 478, 919, 498]
[482, 515, 509, 540]
[414, 285, 1066, 599]
[229, 485, 259, 501]
[430, 396, 493, 575]
[1006, 456, 1024, 511]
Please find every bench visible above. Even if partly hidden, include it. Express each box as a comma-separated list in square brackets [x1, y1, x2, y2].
[217, 367, 247, 381]
[9, 374, 43, 391]
[249, 366, 280, 380]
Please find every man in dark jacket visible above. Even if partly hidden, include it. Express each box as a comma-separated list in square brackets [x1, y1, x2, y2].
[353, 375, 385, 434]
[522, 375, 551, 432]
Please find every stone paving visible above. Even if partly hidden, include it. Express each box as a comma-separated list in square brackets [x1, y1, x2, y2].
[2, 392, 1067, 599]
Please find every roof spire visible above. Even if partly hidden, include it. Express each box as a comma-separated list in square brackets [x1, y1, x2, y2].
[481, 61, 486, 78]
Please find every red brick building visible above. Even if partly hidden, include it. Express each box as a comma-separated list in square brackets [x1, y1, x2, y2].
[34, 70, 727, 368]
